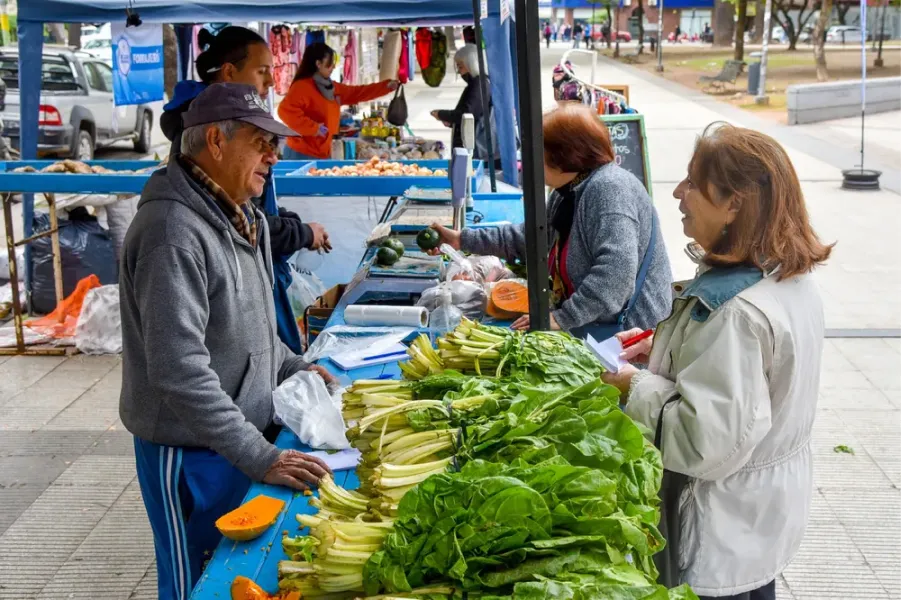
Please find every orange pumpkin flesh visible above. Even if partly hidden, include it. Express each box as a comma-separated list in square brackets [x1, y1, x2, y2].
[216, 495, 285, 541]
[491, 281, 529, 315]
[231, 576, 269, 600]
[230, 576, 302, 600]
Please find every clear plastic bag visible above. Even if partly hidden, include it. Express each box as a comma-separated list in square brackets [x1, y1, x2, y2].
[469, 255, 515, 283]
[428, 287, 463, 334]
[417, 280, 487, 320]
[74, 284, 122, 355]
[272, 370, 350, 450]
[287, 264, 326, 321]
[302, 325, 415, 364]
[441, 244, 476, 281]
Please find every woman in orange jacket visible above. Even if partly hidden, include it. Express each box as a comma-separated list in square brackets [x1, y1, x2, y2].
[278, 43, 399, 160]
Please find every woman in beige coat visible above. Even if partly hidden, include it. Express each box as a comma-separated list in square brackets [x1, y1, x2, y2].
[603, 124, 834, 600]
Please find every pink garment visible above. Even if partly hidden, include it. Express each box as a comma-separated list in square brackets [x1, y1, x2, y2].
[343, 30, 358, 85]
[397, 30, 410, 84]
[270, 26, 296, 96]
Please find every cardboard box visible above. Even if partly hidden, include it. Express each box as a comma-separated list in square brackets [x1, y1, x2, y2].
[302, 284, 346, 348]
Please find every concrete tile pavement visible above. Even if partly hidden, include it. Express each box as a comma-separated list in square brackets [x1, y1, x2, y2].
[1, 47, 899, 600]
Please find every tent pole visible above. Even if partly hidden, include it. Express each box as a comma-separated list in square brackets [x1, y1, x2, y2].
[514, 0, 550, 331]
[471, 0, 497, 192]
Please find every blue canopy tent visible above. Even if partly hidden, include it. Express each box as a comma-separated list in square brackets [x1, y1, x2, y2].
[13, 0, 521, 267]
[16, 0, 550, 328]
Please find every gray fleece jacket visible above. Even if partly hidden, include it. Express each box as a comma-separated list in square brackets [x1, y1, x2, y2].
[461, 163, 673, 332]
[119, 158, 309, 481]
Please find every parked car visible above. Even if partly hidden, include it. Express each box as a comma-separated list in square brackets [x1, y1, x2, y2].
[81, 36, 113, 59]
[826, 25, 863, 43]
[0, 45, 154, 160]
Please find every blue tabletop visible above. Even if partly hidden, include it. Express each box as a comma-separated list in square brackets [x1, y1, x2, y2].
[189, 190, 524, 598]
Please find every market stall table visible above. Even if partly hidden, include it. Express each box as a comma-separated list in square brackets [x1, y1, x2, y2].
[189, 190, 525, 599]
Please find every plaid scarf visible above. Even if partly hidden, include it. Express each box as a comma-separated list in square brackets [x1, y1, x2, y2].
[179, 155, 257, 248]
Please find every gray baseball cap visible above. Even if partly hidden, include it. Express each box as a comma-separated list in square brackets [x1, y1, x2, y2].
[182, 83, 299, 138]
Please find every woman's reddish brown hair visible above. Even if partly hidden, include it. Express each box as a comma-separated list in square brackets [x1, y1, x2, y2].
[543, 104, 615, 173]
[690, 122, 833, 280]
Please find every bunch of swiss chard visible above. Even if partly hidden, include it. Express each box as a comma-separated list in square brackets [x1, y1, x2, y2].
[400, 318, 602, 386]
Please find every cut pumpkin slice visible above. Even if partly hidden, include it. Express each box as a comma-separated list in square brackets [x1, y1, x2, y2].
[231, 575, 269, 600]
[491, 281, 529, 315]
[216, 495, 285, 542]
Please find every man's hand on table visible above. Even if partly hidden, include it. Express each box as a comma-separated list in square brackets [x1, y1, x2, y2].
[263, 449, 332, 491]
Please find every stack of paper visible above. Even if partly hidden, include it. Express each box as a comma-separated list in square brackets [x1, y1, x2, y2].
[584, 334, 628, 374]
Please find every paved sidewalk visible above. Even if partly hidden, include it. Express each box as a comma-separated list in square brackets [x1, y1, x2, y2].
[1, 46, 899, 600]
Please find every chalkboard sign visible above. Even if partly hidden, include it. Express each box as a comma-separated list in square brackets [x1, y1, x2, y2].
[601, 114, 652, 197]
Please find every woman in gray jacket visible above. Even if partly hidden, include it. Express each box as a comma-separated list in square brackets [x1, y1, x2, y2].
[432, 103, 672, 338]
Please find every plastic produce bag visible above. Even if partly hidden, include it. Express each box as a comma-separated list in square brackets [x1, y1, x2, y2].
[272, 370, 350, 450]
[442, 244, 476, 282]
[428, 286, 463, 334]
[74, 285, 122, 355]
[287, 265, 326, 321]
[469, 255, 514, 283]
[302, 325, 415, 364]
[0, 247, 24, 282]
[418, 280, 487, 320]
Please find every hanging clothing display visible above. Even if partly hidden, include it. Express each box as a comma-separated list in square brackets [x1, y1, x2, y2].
[421, 29, 448, 88]
[415, 28, 432, 71]
[380, 30, 403, 82]
[343, 30, 358, 85]
[397, 30, 410, 84]
[270, 25, 296, 96]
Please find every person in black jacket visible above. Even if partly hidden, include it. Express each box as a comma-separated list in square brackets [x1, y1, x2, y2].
[430, 44, 490, 155]
[161, 26, 329, 353]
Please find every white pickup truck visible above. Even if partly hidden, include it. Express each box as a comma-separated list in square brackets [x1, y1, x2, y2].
[0, 44, 154, 160]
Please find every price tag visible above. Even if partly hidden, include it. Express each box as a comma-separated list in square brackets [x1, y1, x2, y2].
[480, 0, 488, 19]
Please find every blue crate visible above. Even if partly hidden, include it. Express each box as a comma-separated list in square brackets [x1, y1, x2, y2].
[0, 160, 315, 195]
[276, 159, 484, 197]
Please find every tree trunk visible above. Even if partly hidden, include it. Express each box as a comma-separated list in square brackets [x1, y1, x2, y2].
[606, 4, 613, 48]
[714, 0, 736, 46]
[752, 0, 766, 42]
[68, 23, 82, 49]
[163, 24, 179, 102]
[637, 0, 646, 53]
[735, 0, 748, 60]
[836, 3, 851, 24]
[47, 23, 67, 44]
[813, 0, 833, 80]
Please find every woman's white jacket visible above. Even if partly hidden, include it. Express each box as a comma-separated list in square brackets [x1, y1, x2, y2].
[626, 263, 825, 597]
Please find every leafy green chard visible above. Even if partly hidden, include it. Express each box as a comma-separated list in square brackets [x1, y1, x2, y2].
[401, 318, 603, 384]
[360, 460, 692, 600]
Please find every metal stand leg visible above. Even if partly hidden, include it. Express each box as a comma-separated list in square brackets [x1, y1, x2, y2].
[2, 192, 25, 354]
[45, 194, 64, 321]
[379, 196, 399, 224]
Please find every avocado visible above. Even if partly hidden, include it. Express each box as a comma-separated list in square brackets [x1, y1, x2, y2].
[381, 237, 406, 258]
[416, 227, 441, 251]
[376, 246, 400, 267]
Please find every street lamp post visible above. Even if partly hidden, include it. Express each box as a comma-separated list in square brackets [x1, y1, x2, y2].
[656, 0, 666, 71]
[755, 0, 773, 104]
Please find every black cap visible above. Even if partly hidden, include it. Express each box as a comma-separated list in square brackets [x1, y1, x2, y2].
[182, 83, 298, 138]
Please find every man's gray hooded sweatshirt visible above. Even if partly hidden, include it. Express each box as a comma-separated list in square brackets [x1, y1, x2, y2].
[119, 157, 310, 481]
[462, 163, 673, 332]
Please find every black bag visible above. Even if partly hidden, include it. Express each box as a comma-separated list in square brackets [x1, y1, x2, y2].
[31, 209, 117, 314]
[386, 85, 408, 126]
[653, 394, 691, 588]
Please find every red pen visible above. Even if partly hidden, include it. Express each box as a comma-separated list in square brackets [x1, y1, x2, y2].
[621, 329, 653, 349]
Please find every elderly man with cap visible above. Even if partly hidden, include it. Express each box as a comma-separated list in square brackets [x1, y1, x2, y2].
[119, 83, 333, 600]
